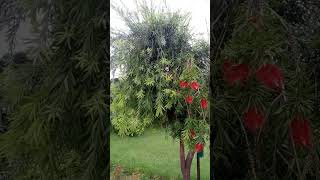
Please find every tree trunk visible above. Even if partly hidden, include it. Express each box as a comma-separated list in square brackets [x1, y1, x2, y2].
[180, 139, 186, 177]
[179, 139, 195, 180]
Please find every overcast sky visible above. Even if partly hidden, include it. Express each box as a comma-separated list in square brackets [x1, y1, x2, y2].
[111, 0, 210, 40]
[110, 0, 210, 79]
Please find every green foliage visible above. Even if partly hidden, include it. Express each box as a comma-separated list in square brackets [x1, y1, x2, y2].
[222, 5, 287, 65]
[111, 83, 152, 137]
[111, 110, 151, 137]
[212, 1, 320, 179]
[182, 118, 209, 150]
[111, 1, 209, 138]
[0, 0, 108, 179]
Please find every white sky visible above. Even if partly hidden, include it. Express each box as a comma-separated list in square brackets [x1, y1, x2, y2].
[111, 0, 210, 40]
[110, 0, 210, 79]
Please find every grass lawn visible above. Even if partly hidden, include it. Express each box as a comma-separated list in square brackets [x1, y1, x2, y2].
[110, 128, 210, 179]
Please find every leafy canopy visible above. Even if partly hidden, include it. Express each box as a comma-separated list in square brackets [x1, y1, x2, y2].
[110, 1, 209, 143]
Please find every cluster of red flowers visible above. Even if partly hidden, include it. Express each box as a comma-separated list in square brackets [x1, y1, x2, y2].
[256, 64, 284, 91]
[223, 59, 313, 148]
[179, 80, 207, 154]
[179, 80, 207, 109]
[290, 117, 313, 148]
[190, 129, 196, 139]
[222, 60, 284, 91]
[243, 107, 265, 134]
[179, 80, 200, 91]
[189, 129, 204, 155]
[223, 60, 249, 86]
[195, 143, 204, 152]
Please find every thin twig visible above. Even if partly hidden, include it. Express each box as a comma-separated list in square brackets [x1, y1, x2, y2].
[290, 133, 303, 180]
[231, 106, 257, 180]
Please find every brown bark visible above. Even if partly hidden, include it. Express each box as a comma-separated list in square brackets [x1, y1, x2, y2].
[179, 138, 195, 180]
[185, 151, 195, 179]
[179, 139, 186, 176]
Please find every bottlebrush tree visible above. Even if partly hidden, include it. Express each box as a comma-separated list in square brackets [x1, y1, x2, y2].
[171, 59, 209, 179]
[211, 0, 320, 179]
[111, 2, 209, 179]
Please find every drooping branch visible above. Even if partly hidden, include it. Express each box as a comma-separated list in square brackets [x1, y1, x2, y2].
[210, 1, 238, 179]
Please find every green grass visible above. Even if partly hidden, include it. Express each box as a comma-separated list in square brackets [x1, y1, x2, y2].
[110, 128, 210, 179]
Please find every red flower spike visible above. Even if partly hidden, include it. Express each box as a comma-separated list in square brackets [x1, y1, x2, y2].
[200, 98, 208, 109]
[179, 80, 189, 88]
[195, 143, 204, 152]
[185, 96, 193, 104]
[190, 129, 196, 139]
[223, 59, 232, 72]
[222, 60, 250, 86]
[190, 81, 200, 90]
[244, 107, 265, 133]
[256, 64, 284, 91]
[290, 117, 312, 148]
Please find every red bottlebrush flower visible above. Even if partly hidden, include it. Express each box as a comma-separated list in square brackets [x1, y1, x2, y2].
[244, 107, 265, 133]
[256, 64, 284, 91]
[290, 117, 312, 148]
[179, 80, 189, 88]
[195, 143, 204, 152]
[190, 129, 196, 139]
[200, 98, 208, 109]
[223, 60, 250, 86]
[190, 81, 200, 90]
[223, 59, 232, 72]
[185, 95, 193, 104]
